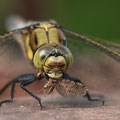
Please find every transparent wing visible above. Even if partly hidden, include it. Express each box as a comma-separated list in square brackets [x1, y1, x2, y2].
[59, 26, 120, 63]
[0, 15, 41, 56]
[0, 32, 23, 58]
[92, 37, 120, 54]
[0, 23, 40, 59]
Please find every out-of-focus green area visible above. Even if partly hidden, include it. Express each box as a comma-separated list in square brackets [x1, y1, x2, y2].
[0, 0, 120, 43]
[56, 0, 120, 43]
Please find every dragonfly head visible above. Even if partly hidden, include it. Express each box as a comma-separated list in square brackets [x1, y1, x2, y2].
[33, 45, 73, 79]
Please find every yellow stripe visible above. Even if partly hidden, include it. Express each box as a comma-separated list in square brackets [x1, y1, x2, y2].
[49, 28, 60, 45]
[24, 34, 34, 60]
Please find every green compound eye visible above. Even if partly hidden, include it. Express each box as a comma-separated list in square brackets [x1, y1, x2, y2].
[33, 45, 54, 69]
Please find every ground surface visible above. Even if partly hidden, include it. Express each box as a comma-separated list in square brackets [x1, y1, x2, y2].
[0, 95, 120, 120]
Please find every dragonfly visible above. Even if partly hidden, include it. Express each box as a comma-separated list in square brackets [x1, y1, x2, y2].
[0, 16, 120, 108]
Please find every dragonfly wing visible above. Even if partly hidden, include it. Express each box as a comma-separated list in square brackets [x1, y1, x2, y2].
[0, 22, 41, 81]
[0, 19, 40, 55]
[59, 26, 120, 63]
[0, 32, 23, 59]
[94, 38, 120, 54]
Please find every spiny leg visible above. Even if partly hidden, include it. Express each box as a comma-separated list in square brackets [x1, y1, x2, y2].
[63, 74, 104, 105]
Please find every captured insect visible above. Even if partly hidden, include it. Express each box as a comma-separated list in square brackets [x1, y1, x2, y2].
[0, 16, 120, 108]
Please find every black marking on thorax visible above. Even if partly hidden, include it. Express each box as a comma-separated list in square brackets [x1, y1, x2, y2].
[45, 30, 49, 44]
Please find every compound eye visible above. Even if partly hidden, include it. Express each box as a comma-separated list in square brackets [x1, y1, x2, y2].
[56, 45, 71, 54]
[39, 49, 47, 60]
[39, 46, 54, 60]
[56, 45, 73, 68]
[33, 45, 54, 69]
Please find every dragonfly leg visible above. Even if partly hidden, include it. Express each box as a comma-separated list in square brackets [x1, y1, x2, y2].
[0, 73, 42, 107]
[0, 81, 16, 106]
[20, 80, 43, 109]
[85, 92, 104, 105]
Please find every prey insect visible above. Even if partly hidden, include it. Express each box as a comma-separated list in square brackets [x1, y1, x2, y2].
[0, 16, 120, 108]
